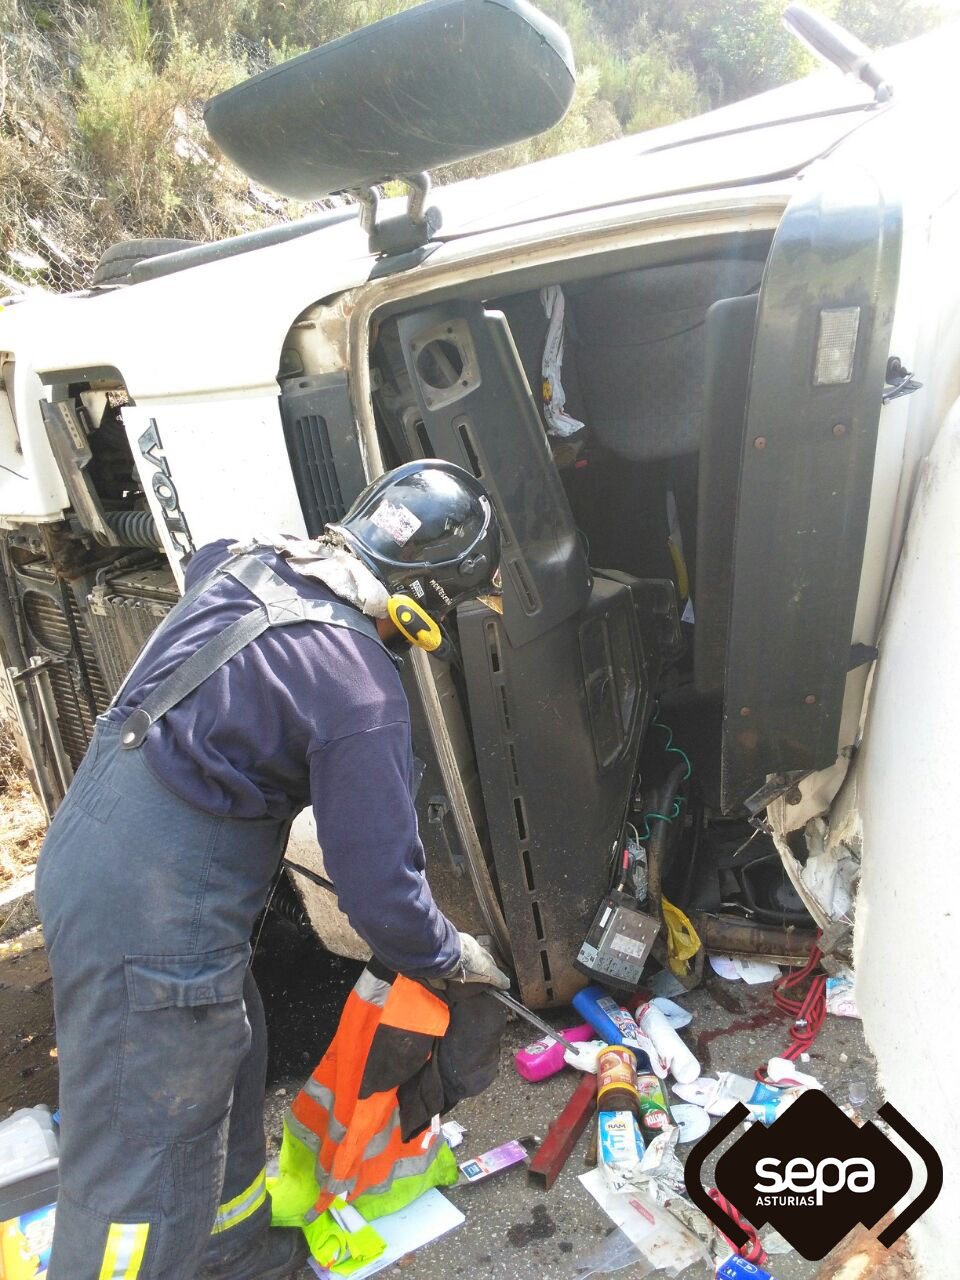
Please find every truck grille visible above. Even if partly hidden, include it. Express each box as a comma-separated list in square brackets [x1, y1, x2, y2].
[87, 592, 172, 697]
[21, 588, 110, 768]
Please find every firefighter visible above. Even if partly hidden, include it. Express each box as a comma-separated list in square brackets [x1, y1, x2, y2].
[35, 460, 510, 1280]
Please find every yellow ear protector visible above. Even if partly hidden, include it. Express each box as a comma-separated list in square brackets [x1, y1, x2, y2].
[387, 594, 444, 653]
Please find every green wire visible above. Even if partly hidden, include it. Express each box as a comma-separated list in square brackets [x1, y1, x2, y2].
[636, 797, 684, 840]
[634, 711, 692, 843]
[652, 708, 692, 781]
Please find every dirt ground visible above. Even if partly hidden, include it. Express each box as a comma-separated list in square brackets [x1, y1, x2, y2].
[0, 912, 901, 1280]
[0, 723, 45, 890]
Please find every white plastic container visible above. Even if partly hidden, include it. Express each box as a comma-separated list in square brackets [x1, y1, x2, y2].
[0, 1105, 59, 1220]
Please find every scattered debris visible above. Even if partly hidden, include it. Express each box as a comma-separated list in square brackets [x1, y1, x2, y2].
[670, 1104, 710, 1145]
[579, 1167, 709, 1275]
[718, 1255, 778, 1279]
[825, 969, 860, 1018]
[674, 1062, 820, 1123]
[801, 816, 860, 922]
[458, 1138, 529, 1184]
[439, 1121, 465, 1150]
[528, 1073, 596, 1190]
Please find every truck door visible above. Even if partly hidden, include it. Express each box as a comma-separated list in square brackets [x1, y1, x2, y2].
[710, 160, 902, 812]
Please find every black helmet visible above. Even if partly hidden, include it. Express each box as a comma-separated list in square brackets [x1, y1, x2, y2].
[329, 460, 502, 619]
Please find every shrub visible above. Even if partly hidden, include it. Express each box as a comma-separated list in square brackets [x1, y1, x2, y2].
[74, 24, 249, 241]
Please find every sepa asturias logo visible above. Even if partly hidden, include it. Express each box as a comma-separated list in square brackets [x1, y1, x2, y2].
[684, 1089, 942, 1261]
[754, 1154, 875, 1207]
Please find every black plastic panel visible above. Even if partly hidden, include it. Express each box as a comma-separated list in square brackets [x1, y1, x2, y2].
[694, 293, 758, 697]
[721, 166, 901, 810]
[459, 573, 659, 1007]
[279, 373, 368, 536]
[397, 301, 592, 647]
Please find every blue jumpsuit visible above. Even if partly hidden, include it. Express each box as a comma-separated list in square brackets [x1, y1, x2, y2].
[35, 542, 460, 1279]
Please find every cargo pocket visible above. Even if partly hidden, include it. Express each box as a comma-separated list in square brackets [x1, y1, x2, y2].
[115, 943, 252, 1141]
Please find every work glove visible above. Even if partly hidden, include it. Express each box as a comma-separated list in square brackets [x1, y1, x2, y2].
[450, 932, 511, 989]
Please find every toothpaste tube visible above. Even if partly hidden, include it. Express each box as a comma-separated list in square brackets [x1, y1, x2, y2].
[458, 1139, 528, 1183]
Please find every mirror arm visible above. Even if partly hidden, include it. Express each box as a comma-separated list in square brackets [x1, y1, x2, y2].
[351, 172, 443, 258]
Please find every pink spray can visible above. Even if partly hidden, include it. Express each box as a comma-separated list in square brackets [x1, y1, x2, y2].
[513, 1024, 596, 1082]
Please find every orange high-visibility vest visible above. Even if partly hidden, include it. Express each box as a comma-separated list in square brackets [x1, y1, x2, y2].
[288, 966, 451, 1216]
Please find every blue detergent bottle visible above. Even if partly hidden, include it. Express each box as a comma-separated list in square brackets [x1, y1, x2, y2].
[572, 985, 654, 1073]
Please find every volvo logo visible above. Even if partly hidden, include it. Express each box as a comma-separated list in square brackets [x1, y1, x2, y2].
[138, 419, 194, 559]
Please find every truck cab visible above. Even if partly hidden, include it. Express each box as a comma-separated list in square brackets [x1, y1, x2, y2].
[1, 2, 959, 1018]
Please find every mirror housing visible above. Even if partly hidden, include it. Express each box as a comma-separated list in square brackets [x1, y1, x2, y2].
[204, 0, 576, 201]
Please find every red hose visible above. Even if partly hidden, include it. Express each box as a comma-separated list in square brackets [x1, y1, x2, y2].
[707, 1188, 768, 1265]
[757, 938, 827, 1077]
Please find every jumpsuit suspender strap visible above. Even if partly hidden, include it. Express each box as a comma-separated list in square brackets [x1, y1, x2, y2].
[119, 552, 394, 750]
[106, 551, 246, 711]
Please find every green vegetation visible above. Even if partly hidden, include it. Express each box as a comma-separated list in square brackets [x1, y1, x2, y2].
[0, 0, 948, 290]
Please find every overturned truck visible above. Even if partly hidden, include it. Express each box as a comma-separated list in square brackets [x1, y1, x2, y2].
[1, 1, 959, 1025]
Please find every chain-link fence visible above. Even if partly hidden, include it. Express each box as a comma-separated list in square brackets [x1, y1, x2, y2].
[2, 218, 94, 297]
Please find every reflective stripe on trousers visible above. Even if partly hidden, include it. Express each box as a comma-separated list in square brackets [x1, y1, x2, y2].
[211, 1167, 268, 1235]
[98, 1223, 149, 1280]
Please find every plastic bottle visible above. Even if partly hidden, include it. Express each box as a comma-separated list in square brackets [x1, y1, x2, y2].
[572, 986, 654, 1072]
[635, 1002, 700, 1083]
[513, 1023, 595, 1082]
[635, 1073, 672, 1137]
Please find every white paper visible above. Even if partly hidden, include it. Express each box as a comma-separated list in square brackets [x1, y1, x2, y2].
[708, 955, 741, 980]
[650, 997, 692, 1029]
[440, 1120, 466, 1149]
[308, 1189, 464, 1279]
[734, 958, 781, 985]
[708, 954, 780, 984]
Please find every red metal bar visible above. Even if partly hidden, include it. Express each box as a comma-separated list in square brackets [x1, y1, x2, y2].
[527, 1071, 597, 1190]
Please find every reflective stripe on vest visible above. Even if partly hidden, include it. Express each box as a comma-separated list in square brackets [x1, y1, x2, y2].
[306, 1138, 450, 1214]
[289, 966, 450, 1214]
[98, 1222, 149, 1279]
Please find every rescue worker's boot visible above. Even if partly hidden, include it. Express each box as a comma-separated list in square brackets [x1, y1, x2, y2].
[196, 1226, 307, 1279]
